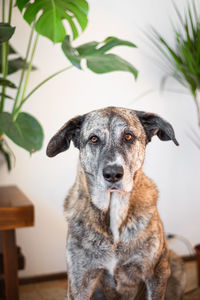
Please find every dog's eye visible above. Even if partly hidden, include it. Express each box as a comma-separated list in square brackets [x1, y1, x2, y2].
[123, 133, 134, 143]
[90, 136, 99, 143]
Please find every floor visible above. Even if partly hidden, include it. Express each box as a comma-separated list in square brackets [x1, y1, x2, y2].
[19, 261, 200, 300]
[20, 280, 67, 300]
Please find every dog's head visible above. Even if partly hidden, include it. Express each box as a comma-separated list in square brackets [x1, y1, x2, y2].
[47, 107, 178, 205]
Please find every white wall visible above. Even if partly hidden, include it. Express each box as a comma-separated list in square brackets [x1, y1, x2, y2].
[1, 0, 200, 277]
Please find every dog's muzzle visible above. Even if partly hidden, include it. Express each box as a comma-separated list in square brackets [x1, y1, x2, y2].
[103, 164, 124, 183]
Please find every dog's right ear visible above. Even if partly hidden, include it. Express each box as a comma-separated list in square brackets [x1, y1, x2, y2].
[46, 115, 85, 157]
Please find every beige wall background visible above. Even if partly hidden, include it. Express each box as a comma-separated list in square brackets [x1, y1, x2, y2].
[1, 0, 200, 277]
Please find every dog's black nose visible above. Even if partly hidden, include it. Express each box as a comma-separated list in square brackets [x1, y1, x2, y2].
[103, 165, 124, 183]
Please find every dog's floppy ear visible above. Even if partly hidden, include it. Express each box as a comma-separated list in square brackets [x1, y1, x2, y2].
[135, 111, 179, 146]
[46, 115, 85, 157]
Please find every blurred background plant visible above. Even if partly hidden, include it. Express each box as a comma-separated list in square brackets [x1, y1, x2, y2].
[0, 0, 138, 171]
[147, 1, 200, 129]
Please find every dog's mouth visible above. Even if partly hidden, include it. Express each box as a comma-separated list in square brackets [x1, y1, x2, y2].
[107, 185, 125, 192]
[108, 189, 121, 192]
[105, 183, 133, 194]
[107, 184, 123, 192]
[108, 186, 121, 192]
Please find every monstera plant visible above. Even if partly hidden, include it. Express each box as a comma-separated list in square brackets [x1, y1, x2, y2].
[0, 0, 138, 170]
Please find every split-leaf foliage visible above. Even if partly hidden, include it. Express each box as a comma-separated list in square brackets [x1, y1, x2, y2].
[0, 0, 138, 170]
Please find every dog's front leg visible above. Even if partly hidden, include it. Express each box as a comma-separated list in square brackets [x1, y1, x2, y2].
[146, 254, 170, 300]
[67, 268, 103, 300]
[66, 232, 105, 300]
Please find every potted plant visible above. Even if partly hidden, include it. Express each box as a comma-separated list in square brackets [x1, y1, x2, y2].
[0, 0, 138, 170]
[146, 1, 200, 125]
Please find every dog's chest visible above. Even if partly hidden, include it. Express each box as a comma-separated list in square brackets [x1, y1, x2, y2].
[109, 192, 130, 243]
[103, 192, 130, 275]
[105, 255, 118, 276]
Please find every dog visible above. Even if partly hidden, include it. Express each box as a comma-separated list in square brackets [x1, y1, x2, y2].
[46, 106, 180, 300]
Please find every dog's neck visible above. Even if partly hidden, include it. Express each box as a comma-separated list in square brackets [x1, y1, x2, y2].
[87, 190, 132, 243]
[76, 166, 157, 243]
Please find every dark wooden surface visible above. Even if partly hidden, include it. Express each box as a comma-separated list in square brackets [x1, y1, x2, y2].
[0, 186, 34, 230]
[0, 186, 34, 300]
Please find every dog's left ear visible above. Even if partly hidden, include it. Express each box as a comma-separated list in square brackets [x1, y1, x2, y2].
[46, 115, 85, 157]
[135, 111, 179, 146]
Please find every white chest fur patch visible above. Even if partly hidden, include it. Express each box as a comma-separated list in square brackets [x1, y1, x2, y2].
[109, 192, 130, 243]
[106, 255, 118, 276]
[91, 189, 110, 211]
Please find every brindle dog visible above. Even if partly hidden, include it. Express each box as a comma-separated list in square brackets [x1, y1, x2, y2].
[46, 107, 180, 300]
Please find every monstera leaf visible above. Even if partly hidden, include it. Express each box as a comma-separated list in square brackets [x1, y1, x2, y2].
[62, 36, 138, 78]
[0, 112, 44, 153]
[0, 23, 15, 43]
[16, 0, 89, 42]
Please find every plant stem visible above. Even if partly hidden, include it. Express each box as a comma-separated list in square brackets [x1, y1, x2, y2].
[194, 91, 200, 126]
[13, 33, 39, 121]
[2, 0, 5, 22]
[0, 0, 12, 113]
[15, 65, 73, 115]
[0, 44, 8, 112]
[23, 65, 73, 103]
[12, 23, 35, 116]
[8, 0, 13, 23]
[21, 34, 39, 100]
[0, 0, 6, 112]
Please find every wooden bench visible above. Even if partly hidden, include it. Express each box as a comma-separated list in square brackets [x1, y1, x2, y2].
[0, 186, 34, 300]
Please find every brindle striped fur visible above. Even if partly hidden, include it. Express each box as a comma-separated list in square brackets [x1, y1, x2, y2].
[47, 107, 184, 300]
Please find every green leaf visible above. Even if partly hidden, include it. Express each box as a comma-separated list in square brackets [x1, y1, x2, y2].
[147, 1, 200, 96]
[188, 5, 196, 41]
[0, 44, 36, 75]
[62, 2, 88, 31]
[87, 54, 138, 78]
[17, 0, 89, 42]
[76, 41, 99, 56]
[0, 138, 14, 171]
[0, 23, 15, 43]
[36, 9, 66, 43]
[0, 56, 37, 75]
[0, 78, 16, 88]
[57, 9, 78, 40]
[0, 112, 44, 153]
[62, 36, 138, 78]
[0, 143, 11, 170]
[197, 30, 200, 65]
[172, 1, 185, 28]
[16, 0, 30, 11]
[192, 0, 199, 24]
[8, 58, 36, 74]
[98, 36, 137, 53]
[23, 1, 44, 24]
[62, 36, 81, 69]
[146, 29, 175, 65]
[70, 0, 89, 15]
[0, 93, 13, 100]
